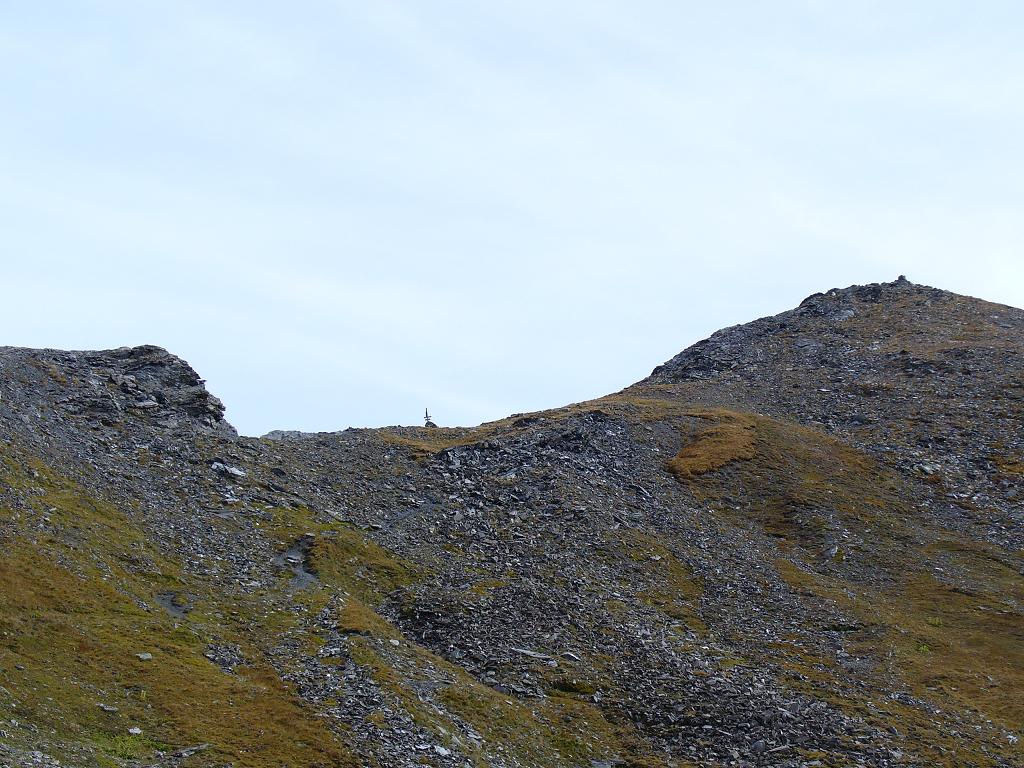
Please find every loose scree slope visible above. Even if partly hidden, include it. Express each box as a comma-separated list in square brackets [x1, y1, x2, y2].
[0, 278, 1021, 767]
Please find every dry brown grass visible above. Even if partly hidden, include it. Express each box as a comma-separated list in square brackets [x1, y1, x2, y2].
[993, 456, 1024, 475]
[662, 409, 902, 548]
[664, 411, 757, 480]
[773, 555, 1024, 766]
[894, 573, 1024, 730]
[0, 450, 357, 767]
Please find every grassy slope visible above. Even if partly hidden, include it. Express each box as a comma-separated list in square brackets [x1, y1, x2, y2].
[0, 448, 355, 767]
[373, 396, 1023, 765]
[0, 446, 654, 768]
[660, 407, 1024, 766]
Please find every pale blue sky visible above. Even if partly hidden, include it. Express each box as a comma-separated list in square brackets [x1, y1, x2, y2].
[2, 2, 1022, 435]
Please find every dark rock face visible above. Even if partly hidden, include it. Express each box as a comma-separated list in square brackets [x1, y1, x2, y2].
[0, 344, 235, 439]
[0, 281, 1021, 768]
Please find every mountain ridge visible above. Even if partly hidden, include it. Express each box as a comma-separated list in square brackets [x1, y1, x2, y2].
[0, 278, 1021, 768]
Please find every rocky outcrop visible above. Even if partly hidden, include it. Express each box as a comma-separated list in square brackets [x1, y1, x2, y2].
[0, 344, 235, 438]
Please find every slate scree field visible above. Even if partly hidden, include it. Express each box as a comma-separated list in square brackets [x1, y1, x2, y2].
[0, 277, 1021, 768]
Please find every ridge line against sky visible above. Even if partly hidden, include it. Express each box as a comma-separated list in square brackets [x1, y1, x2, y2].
[2, 2, 1022, 434]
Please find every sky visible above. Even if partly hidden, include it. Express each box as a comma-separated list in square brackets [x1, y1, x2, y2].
[2, 2, 1022, 436]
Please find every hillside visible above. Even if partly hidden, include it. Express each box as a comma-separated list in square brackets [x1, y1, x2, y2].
[0, 278, 1021, 768]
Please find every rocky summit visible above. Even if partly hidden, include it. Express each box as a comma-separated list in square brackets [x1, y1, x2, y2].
[0, 278, 1021, 768]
